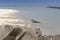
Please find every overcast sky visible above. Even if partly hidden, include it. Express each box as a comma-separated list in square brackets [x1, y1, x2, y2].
[0, 0, 60, 35]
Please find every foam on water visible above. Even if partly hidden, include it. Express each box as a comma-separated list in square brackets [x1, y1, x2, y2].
[0, 9, 26, 25]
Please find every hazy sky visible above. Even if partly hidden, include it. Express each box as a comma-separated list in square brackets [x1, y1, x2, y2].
[0, 0, 60, 35]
